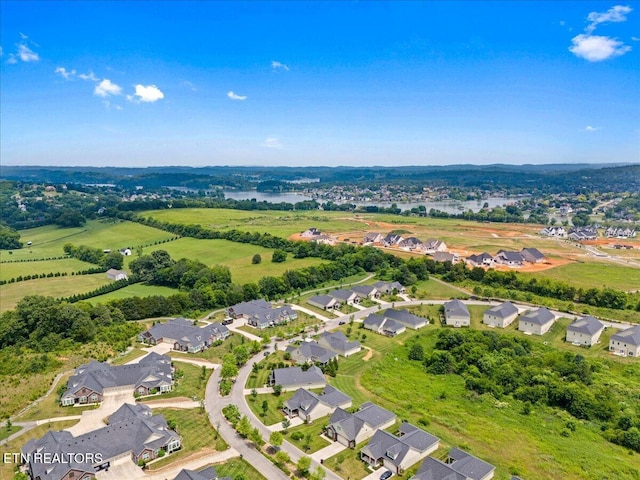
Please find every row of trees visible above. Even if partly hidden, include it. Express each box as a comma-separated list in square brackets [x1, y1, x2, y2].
[63, 243, 124, 270]
[417, 329, 640, 453]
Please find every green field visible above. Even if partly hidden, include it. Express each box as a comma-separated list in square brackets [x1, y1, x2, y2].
[0, 257, 95, 282]
[1, 219, 175, 261]
[89, 283, 180, 303]
[523, 261, 640, 291]
[0, 273, 111, 312]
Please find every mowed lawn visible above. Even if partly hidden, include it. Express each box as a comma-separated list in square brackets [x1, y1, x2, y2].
[1, 219, 175, 261]
[140, 237, 327, 284]
[0, 273, 111, 312]
[89, 283, 180, 303]
[522, 261, 640, 291]
[0, 257, 95, 282]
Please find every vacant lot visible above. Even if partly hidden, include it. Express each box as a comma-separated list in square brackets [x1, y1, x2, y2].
[521, 261, 640, 291]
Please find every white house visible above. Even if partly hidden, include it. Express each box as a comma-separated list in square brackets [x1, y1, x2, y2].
[609, 325, 640, 357]
[444, 299, 470, 327]
[566, 316, 605, 346]
[483, 302, 519, 328]
[518, 308, 555, 335]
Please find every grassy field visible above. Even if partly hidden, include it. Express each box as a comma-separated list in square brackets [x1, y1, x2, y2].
[0, 273, 111, 312]
[1, 219, 175, 261]
[210, 458, 267, 480]
[141, 362, 211, 402]
[247, 391, 297, 426]
[0, 425, 22, 441]
[413, 278, 467, 299]
[148, 408, 228, 469]
[0, 257, 95, 281]
[284, 419, 331, 453]
[89, 283, 180, 303]
[522, 261, 640, 291]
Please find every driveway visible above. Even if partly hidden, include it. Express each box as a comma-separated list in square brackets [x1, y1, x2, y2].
[66, 389, 135, 436]
[310, 441, 347, 463]
[140, 343, 174, 356]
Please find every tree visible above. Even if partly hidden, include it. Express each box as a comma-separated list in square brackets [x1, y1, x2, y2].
[100, 251, 124, 270]
[297, 456, 312, 476]
[408, 344, 424, 361]
[310, 466, 326, 480]
[0, 225, 23, 250]
[252, 253, 262, 264]
[250, 427, 265, 447]
[261, 400, 269, 417]
[221, 353, 239, 380]
[275, 450, 290, 466]
[236, 415, 252, 437]
[270, 430, 283, 448]
[55, 209, 86, 228]
[281, 418, 291, 431]
[273, 384, 282, 396]
[271, 249, 287, 263]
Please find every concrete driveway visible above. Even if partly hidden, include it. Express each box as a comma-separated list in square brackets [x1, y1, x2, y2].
[310, 441, 347, 463]
[66, 390, 135, 436]
[95, 456, 142, 480]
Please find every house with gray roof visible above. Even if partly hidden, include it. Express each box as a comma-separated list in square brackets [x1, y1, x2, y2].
[174, 467, 231, 480]
[269, 365, 326, 391]
[22, 403, 181, 480]
[139, 317, 229, 353]
[566, 316, 605, 346]
[363, 313, 407, 337]
[325, 402, 396, 448]
[382, 233, 404, 247]
[424, 239, 447, 254]
[466, 252, 494, 268]
[351, 285, 381, 299]
[384, 308, 428, 329]
[363, 232, 384, 244]
[360, 422, 440, 475]
[518, 307, 555, 335]
[433, 251, 458, 263]
[609, 325, 640, 357]
[61, 352, 173, 406]
[226, 299, 297, 329]
[410, 448, 495, 480]
[483, 302, 519, 328]
[373, 281, 406, 294]
[283, 385, 352, 423]
[398, 237, 425, 251]
[286, 341, 337, 365]
[329, 289, 361, 305]
[308, 294, 340, 310]
[317, 331, 362, 356]
[444, 300, 471, 327]
[106, 268, 128, 281]
[520, 247, 545, 263]
[494, 250, 525, 267]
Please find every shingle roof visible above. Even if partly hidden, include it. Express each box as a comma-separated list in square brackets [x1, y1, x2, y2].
[143, 318, 228, 348]
[411, 457, 467, 480]
[351, 285, 378, 297]
[520, 307, 555, 325]
[384, 308, 427, 327]
[285, 385, 351, 414]
[433, 252, 456, 263]
[496, 250, 525, 263]
[272, 366, 326, 388]
[444, 299, 470, 318]
[485, 301, 518, 319]
[361, 423, 439, 468]
[286, 341, 336, 364]
[329, 289, 357, 302]
[363, 313, 385, 330]
[173, 466, 219, 480]
[520, 247, 545, 262]
[448, 447, 496, 480]
[610, 325, 640, 346]
[318, 331, 361, 354]
[328, 402, 396, 442]
[308, 295, 336, 307]
[567, 316, 604, 335]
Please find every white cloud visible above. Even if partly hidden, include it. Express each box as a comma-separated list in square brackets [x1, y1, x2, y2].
[227, 91, 247, 101]
[55, 66, 76, 79]
[585, 125, 600, 131]
[262, 137, 282, 148]
[569, 33, 631, 61]
[17, 43, 39, 62]
[586, 5, 632, 33]
[132, 84, 165, 102]
[271, 60, 289, 71]
[182, 80, 197, 92]
[94, 79, 122, 97]
[78, 71, 98, 81]
[7, 55, 18, 64]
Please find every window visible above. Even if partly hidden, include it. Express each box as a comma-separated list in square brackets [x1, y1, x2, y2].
[90, 394, 97, 402]
[80, 396, 87, 403]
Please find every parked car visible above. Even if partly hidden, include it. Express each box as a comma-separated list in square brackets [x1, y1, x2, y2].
[338, 321, 346, 325]
[380, 471, 393, 480]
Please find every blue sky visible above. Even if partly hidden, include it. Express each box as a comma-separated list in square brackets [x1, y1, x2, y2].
[1, 1, 638, 167]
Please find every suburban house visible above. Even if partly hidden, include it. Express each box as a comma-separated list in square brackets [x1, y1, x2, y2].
[22, 403, 181, 480]
[383, 308, 428, 329]
[119, 247, 132, 256]
[363, 232, 384, 244]
[325, 402, 396, 448]
[605, 227, 636, 238]
[493, 250, 525, 267]
[373, 281, 406, 294]
[398, 237, 425, 251]
[609, 325, 640, 357]
[363, 313, 407, 337]
[444, 299, 471, 327]
[308, 294, 340, 311]
[328, 289, 362, 305]
[317, 331, 362, 357]
[226, 299, 297, 328]
[410, 448, 495, 480]
[518, 307, 556, 335]
[382, 233, 404, 247]
[301, 227, 322, 238]
[540, 226, 566, 237]
[139, 318, 229, 353]
[60, 352, 173, 406]
[283, 385, 352, 423]
[311, 234, 336, 245]
[433, 251, 457, 263]
[424, 239, 447, 253]
[566, 316, 605, 346]
[269, 365, 326, 391]
[106, 268, 128, 281]
[286, 341, 337, 365]
[568, 226, 598, 241]
[466, 252, 494, 268]
[520, 247, 545, 263]
[483, 302, 519, 328]
[351, 285, 381, 299]
[360, 422, 440, 475]
[174, 466, 232, 480]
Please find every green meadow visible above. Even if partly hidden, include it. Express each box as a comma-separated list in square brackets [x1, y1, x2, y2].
[89, 283, 180, 303]
[0, 257, 95, 281]
[523, 261, 640, 291]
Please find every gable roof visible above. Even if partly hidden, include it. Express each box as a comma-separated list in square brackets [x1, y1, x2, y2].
[567, 316, 604, 335]
[143, 318, 228, 348]
[496, 250, 525, 263]
[520, 247, 545, 262]
[285, 385, 351, 414]
[173, 466, 221, 480]
[308, 295, 337, 307]
[447, 447, 496, 480]
[520, 307, 555, 325]
[318, 331, 361, 353]
[329, 289, 357, 302]
[467, 252, 493, 264]
[286, 341, 336, 364]
[362, 423, 439, 468]
[485, 301, 518, 319]
[351, 285, 378, 297]
[272, 366, 326, 388]
[363, 313, 385, 330]
[433, 252, 456, 263]
[444, 299, 470, 318]
[610, 325, 640, 346]
[384, 308, 427, 327]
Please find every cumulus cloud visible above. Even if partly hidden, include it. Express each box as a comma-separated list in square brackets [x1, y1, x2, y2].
[585, 125, 600, 132]
[262, 137, 282, 148]
[55, 66, 76, 79]
[17, 43, 39, 62]
[227, 91, 247, 101]
[78, 71, 98, 81]
[569, 34, 631, 61]
[132, 84, 164, 102]
[570, 5, 633, 61]
[94, 79, 122, 97]
[271, 60, 289, 71]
